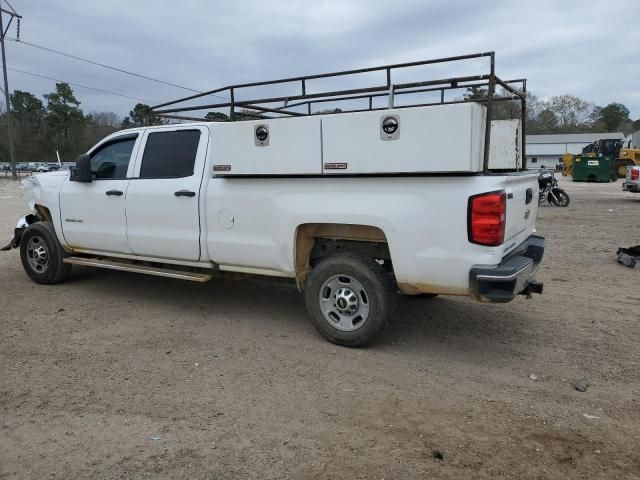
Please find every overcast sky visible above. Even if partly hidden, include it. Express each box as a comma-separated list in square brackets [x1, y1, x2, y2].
[6, 0, 640, 120]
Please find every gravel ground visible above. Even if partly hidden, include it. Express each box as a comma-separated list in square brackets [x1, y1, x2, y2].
[0, 176, 639, 479]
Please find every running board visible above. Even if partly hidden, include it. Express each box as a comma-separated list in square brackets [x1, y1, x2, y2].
[63, 256, 212, 282]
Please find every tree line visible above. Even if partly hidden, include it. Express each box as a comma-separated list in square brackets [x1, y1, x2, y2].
[463, 86, 640, 135]
[0, 83, 121, 164]
[0, 82, 639, 165]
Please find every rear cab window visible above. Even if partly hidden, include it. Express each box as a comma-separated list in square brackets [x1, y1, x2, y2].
[138, 130, 201, 178]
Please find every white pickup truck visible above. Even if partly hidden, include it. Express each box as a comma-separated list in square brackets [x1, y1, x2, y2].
[2, 53, 544, 346]
[622, 165, 640, 193]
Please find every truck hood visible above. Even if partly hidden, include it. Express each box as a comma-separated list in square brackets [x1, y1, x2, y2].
[22, 171, 69, 210]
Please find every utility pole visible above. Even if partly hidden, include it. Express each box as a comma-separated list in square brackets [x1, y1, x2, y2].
[0, 1, 20, 179]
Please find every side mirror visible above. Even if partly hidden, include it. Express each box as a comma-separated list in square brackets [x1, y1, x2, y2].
[69, 154, 92, 182]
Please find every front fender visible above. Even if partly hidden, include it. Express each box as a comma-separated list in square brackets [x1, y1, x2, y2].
[0, 213, 37, 251]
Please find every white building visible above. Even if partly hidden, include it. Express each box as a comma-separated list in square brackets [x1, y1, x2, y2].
[525, 132, 625, 169]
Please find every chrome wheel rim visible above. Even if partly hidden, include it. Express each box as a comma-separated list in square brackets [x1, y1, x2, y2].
[318, 274, 370, 332]
[26, 235, 50, 274]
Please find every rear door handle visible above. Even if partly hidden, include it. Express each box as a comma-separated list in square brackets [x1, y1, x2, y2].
[174, 189, 196, 197]
[106, 189, 123, 196]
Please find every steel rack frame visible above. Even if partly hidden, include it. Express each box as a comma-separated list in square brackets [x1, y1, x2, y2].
[148, 52, 527, 172]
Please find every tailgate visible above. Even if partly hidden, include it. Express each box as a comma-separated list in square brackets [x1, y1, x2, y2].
[503, 173, 539, 252]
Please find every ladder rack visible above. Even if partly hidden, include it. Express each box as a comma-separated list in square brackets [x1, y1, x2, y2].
[148, 51, 527, 173]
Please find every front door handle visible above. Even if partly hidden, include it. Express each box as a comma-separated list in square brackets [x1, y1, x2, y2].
[106, 189, 123, 196]
[174, 190, 196, 197]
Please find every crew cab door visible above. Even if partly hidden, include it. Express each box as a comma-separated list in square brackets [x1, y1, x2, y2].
[125, 126, 208, 261]
[59, 133, 141, 253]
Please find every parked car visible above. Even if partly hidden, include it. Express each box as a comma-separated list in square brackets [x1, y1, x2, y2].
[1, 54, 545, 347]
[47, 163, 61, 171]
[27, 163, 51, 172]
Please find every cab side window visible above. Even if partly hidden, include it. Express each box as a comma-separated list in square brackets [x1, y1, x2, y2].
[90, 136, 137, 180]
[139, 130, 201, 179]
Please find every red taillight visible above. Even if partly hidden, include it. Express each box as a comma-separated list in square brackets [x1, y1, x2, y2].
[468, 191, 506, 246]
[631, 168, 639, 181]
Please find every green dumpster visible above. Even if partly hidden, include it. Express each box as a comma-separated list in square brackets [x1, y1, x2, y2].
[572, 156, 615, 182]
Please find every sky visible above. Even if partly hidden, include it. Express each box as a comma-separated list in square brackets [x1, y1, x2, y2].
[5, 0, 640, 120]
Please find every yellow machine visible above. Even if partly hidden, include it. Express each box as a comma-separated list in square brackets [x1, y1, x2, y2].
[563, 139, 640, 178]
[562, 152, 574, 176]
[615, 148, 640, 178]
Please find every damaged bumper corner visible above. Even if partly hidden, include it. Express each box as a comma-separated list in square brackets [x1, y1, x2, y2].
[1, 213, 36, 251]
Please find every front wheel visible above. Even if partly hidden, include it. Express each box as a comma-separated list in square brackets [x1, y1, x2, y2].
[304, 253, 394, 347]
[19, 222, 72, 284]
[548, 188, 570, 207]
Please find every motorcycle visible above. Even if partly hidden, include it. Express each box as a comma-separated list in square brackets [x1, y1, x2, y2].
[538, 168, 570, 207]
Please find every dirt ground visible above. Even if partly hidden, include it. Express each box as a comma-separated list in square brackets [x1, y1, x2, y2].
[0, 175, 638, 479]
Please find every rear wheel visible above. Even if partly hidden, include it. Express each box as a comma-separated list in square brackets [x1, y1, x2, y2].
[19, 222, 72, 284]
[304, 253, 394, 347]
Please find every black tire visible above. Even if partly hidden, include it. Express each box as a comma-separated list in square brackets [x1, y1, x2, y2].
[555, 189, 570, 207]
[304, 253, 395, 347]
[19, 222, 72, 284]
[549, 188, 570, 207]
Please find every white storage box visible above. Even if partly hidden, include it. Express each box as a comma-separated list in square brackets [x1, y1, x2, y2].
[321, 103, 487, 174]
[488, 119, 522, 170]
[211, 116, 322, 175]
[211, 103, 496, 176]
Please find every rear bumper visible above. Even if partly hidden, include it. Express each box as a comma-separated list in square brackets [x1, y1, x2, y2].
[622, 182, 639, 192]
[469, 235, 545, 303]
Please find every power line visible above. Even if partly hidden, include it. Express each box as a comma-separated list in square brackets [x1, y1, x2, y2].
[1, 1, 21, 178]
[3, 0, 17, 14]
[8, 37, 215, 95]
[8, 67, 156, 103]
[7, 37, 231, 102]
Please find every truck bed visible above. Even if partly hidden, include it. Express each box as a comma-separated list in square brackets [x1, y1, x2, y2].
[204, 172, 539, 295]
